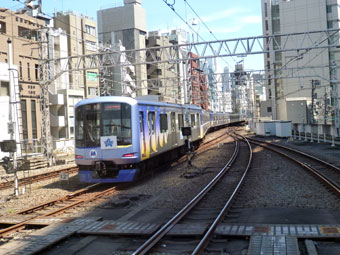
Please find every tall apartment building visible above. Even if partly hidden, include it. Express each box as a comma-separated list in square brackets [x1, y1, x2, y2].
[262, 0, 337, 127]
[99, 42, 137, 97]
[97, 0, 147, 96]
[221, 67, 233, 113]
[47, 27, 84, 149]
[146, 31, 180, 103]
[153, 29, 189, 104]
[189, 52, 209, 109]
[54, 11, 99, 98]
[0, 9, 45, 150]
[230, 64, 253, 119]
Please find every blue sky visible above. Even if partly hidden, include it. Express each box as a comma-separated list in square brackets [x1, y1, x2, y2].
[3, 0, 264, 71]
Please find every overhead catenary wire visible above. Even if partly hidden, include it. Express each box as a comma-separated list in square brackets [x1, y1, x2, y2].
[182, 0, 237, 68]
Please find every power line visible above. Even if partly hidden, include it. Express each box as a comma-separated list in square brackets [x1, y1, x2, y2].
[162, 0, 205, 42]
[183, 0, 237, 68]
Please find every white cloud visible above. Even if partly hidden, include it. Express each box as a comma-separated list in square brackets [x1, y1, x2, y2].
[201, 8, 244, 23]
[240, 16, 262, 24]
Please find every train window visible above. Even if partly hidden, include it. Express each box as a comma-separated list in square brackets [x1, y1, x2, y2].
[170, 112, 176, 132]
[102, 103, 131, 145]
[148, 112, 155, 134]
[178, 114, 184, 130]
[139, 112, 144, 133]
[191, 114, 195, 127]
[160, 114, 168, 133]
[196, 113, 200, 126]
[75, 107, 84, 147]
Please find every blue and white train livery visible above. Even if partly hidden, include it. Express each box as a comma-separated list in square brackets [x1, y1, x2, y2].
[75, 96, 240, 183]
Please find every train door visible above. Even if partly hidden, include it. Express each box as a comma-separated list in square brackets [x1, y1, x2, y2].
[169, 112, 176, 147]
[139, 112, 146, 158]
[178, 113, 184, 141]
[148, 111, 157, 153]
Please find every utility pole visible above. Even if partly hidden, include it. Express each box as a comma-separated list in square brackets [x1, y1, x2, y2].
[7, 38, 19, 196]
[38, 28, 53, 165]
[311, 79, 320, 124]
[330, 61, 339, 136]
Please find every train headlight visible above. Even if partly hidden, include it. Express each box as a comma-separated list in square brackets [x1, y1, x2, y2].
[75, 155, 84, 159]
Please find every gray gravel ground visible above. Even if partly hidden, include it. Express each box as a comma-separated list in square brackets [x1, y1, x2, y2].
[240, 144, 340, 210]
[111, 129, 236, 210]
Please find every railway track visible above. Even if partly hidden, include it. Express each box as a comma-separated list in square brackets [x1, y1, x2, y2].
[133, 134, 253, 254]
[0, 183, 119, 239]
[0, 128, 232, 243]
[0, 166, 78, 191]
[246, 136, 340, 198]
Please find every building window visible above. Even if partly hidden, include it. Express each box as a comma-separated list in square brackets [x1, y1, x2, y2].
[0, 21, 6, 34]
[31, 100, 37, 139]
[327, 5, 332, 13]
[327, 21, 333, 29]
[264, 3, 268, 17]
[88, 87, 97, 96]
[27, 63, 31, 80]
[35, 64, 39, 81]
[85, 25, 96, 36]
[267, 107, 272, 113]
[0, 81, 9, 96]
[21, 100, 28, 140]
[19, 61, 22, 80]
[271, 5, 280, 18]
[18, 26, 37, 41]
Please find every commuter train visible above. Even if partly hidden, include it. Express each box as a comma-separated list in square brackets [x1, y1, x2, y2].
[74, 96, 241, 183]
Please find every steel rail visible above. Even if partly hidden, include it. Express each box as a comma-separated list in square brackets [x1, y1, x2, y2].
[247, 137, 340, 173]
[176, 129, 230, 165]
[0, 166, 78, 190]
[192, 134, 253, 254]
[0, 183, 118, 238]
[249, 139, 340, 198]
[15, 183, 100, 215]
[133, 138, 240, 255]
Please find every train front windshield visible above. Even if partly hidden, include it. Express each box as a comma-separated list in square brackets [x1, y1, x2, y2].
[75, 103, 132, 147]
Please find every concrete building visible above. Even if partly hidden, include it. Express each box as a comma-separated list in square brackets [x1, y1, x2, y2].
[261, 0, 337, 131]
[99, 42, 136, 98]
[189, 52, 209, 109]
[230, 64, 253, 120]
[0, 9, 45, 151]
[0, 62, 21, 159]
[47, 27, 84, 150]
[221, 67, 233, 113]
[146, 32, 180, 103]
[202, 59, 218, 112]
[154, 29, 189, 104]
[54, 11, 99, 98]
[97, 0, 147, 96]
[252, 73, 266, 119]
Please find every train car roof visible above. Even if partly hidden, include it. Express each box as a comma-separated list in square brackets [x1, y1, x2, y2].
[75, 96, 202, 110]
